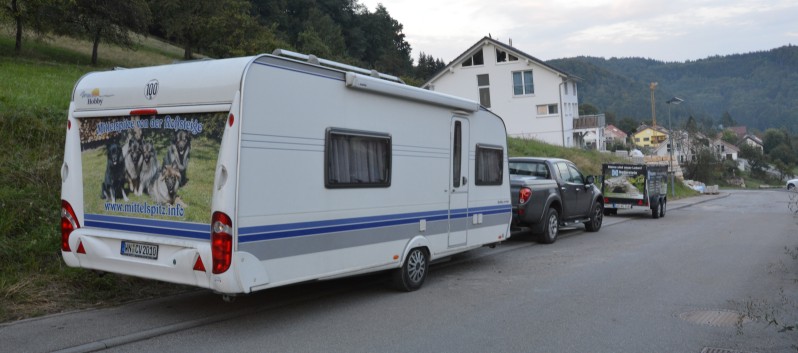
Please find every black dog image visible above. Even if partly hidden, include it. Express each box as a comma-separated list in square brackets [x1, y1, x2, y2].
[164, 130, 191, 186]
[100, 142, 128, 203]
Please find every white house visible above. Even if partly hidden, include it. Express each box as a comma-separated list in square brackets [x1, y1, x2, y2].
[422, 37, 580, 147]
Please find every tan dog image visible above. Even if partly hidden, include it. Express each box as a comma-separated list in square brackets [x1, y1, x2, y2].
[138, 139, 159, 196]
[149, 162, 185, 206]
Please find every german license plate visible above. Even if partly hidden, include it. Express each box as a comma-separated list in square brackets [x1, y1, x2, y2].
[613, 203, 632, 209]
[120, 241, 159, 260]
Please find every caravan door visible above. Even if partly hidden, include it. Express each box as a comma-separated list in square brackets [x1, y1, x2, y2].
[448, 117, 470, 247]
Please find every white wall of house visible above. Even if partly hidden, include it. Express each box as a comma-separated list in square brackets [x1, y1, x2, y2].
[424, 40, 577, 147]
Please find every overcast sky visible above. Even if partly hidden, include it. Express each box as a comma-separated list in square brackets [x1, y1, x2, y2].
[360, 0, 798, 63]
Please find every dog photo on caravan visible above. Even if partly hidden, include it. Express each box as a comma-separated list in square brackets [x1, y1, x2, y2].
[138, 139, 159, 196]
[123, 128, 143, 196]
[149, 161, 185, 206]
[100, 140, 128, 203]
[164, 130, 191, 186]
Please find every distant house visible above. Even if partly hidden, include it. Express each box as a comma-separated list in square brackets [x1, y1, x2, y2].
[632, 124, 669, 148]
[604, 124, 628, 145]
[422, 37, 580, 147]
[738, 134, 764, 153]
[712, 139, 740, 161]
[574, 114, 605, 150]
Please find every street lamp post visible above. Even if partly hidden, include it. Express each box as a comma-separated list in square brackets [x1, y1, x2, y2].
[666, 97, 683, 198]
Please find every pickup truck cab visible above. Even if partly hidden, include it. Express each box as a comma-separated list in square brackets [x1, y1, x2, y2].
[509, 157, 603, 243]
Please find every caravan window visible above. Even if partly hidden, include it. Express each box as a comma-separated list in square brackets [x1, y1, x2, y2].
[325, 128, 391, 188]
[475, 144, 503, 185]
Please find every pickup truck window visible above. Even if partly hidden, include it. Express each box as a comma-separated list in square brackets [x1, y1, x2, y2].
[509, 161, 549, 179]
[567, 165, 585, 184]
[555, 162, 571, 182]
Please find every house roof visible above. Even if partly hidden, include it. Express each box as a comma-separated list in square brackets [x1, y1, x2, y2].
[740, 134, 763, 146]
[713, 138, 741, 153]
[604, 124, 627, 138]
[634, 124, 669, 135]
[422, 36, 578, 88]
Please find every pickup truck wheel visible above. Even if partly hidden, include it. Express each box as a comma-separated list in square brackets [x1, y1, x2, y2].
[660, 200, 666, 218]
[392, 248, 428, 292]
[538, 208, 559, 244]
[585, 201, 603, 232]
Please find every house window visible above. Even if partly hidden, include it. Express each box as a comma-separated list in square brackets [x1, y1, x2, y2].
[635, 138, 641, 142]
[572, 82, 577, 96]
[475, 144, 503, 185]
[536, 104, 558, 115]
[477, 74, 491, 108]
[495, 49, 518, 63]
[512, 70, 534, 95]
[564, 82, 569, 95]
[325, 128, 391, 188]
[644, 137, 650, 142]
[462, 49, 484, 67]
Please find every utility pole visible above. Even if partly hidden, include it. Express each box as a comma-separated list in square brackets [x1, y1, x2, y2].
[650, 82, 658, 126]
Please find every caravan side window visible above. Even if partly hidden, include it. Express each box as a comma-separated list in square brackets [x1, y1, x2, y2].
[325, 128, 391, 188]
[475, 144, 503, 186]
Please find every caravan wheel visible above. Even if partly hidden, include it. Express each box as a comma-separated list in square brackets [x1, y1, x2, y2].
[392, 248, 429, 292]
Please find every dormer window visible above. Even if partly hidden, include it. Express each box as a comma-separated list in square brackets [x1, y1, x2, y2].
[496, 49, 518, 63]
[462, 49, 484, 67]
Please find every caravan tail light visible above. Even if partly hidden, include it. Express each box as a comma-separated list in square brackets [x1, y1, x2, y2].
[211, 211, 233, 274]
[518, 187, 532, 204]
[61, 200, 80, 252]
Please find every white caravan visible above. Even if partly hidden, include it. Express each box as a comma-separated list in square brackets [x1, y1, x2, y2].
[60, 50, 512, 296]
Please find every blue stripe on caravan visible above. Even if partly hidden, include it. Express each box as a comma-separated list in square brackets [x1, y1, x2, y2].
[238, 206, 511, 243]
[239, 209, 449, 236]
[84, 214, 209, 240]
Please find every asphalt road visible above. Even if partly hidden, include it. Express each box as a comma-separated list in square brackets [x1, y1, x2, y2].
[2, 189, 797, 353]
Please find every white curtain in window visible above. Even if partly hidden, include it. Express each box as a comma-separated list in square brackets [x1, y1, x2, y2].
[329, 134, 387, 184]
[476, 148, 502, 184]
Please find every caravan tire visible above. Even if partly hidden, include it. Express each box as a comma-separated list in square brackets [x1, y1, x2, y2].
[392, 248, 429, 292]
[537, 208, 560, 244]
[660, 199, 666, 218]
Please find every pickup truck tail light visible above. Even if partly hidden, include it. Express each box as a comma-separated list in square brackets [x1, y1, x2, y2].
[518, 187, 532, 204]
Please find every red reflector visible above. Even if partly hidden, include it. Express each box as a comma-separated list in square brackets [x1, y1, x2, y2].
[77, 241, 86, 254]
[638, 200, 644, 206]
[61, 200, 80, 252]
[228, 114, 235, 127]
[211, 211, 233, 274]
[130, 109, 158, 116]
[604, 197, 609, 203]
[68, 120, 72, 130]
[193, 256, 206, 272]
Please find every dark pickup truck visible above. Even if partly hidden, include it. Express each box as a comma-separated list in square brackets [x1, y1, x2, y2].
[509, 157, 604, 243]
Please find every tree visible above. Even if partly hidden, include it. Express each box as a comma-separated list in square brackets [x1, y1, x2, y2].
[579, 103, 600, 116]
[617, 117, 639, 136]
[683, 115, 698, 135]
[59, 0, 151, 65]
[719, 111, 735, 129]
[740, 144, 767, 178]
[684, 148, 720, 184]
[720, 129, 738, 145]
[762, 128, 788, 154]
[1, 0, 49, 53]
[297, 7, 347, 59]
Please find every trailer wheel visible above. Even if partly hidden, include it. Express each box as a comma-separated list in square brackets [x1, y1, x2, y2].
[585, 201, 603, 232]
[392, 248, 428, 292]
[538, 208, 560, 244]
[652, 199, 661, 219]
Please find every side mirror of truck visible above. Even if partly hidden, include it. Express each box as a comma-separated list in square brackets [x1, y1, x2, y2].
[585, 175, 595, 185]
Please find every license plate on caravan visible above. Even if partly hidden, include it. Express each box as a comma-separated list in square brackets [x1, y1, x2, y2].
[120, 241, 159, 260]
